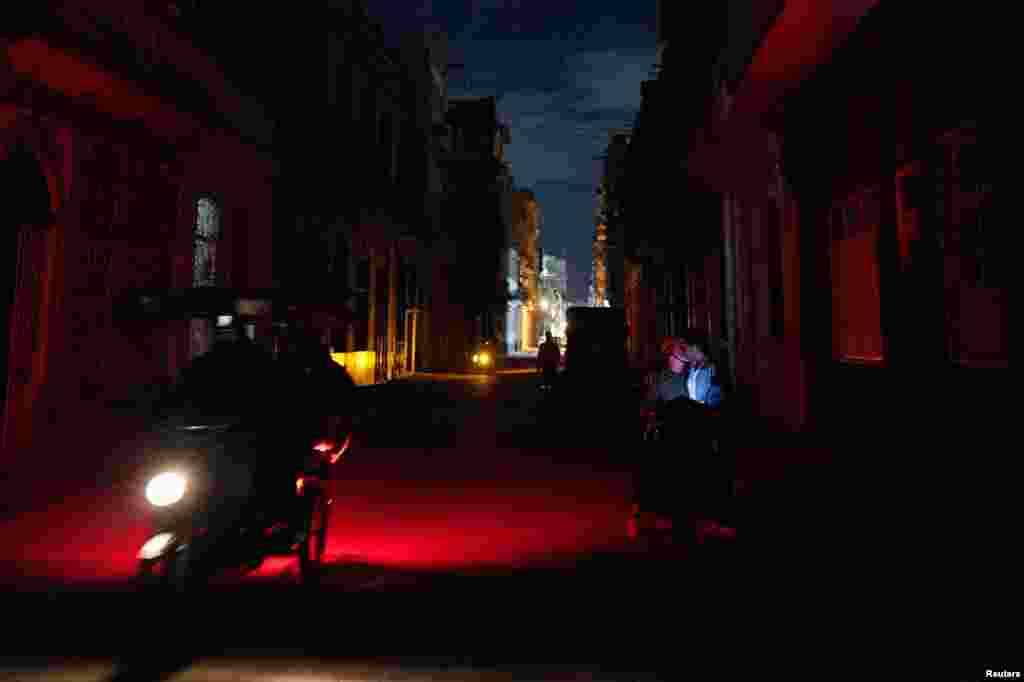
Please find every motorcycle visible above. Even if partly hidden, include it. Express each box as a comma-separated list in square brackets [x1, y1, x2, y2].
[136, 414, 350, 592]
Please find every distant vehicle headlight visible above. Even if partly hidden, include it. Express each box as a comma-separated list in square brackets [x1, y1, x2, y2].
[145, 472, 187, 507]
[479, 353, 490, 366]
[472, 353, 480, 363]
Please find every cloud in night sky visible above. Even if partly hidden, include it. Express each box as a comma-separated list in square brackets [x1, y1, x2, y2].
[566, 49, 654, 112]
[368, 1, 656, 292]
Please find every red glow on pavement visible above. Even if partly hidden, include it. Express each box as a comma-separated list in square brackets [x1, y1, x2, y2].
[0, 489, 151, 582]
[0, 459, 635, 585]
[249, 557, 297, 578]
[314, 478, 631, 571]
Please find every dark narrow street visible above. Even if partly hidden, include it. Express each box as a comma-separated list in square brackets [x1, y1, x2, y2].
[1, 366, 647, 590]
[0, 365, 762, 676]
[2, 0, 1006, 678]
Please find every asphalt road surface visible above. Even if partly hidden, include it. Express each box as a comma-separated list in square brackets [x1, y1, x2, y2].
[1, 368, 754, 676]
[0, 369, 669, 590]
[0, 658, 689, 682]
[2, 368, 1004, 677]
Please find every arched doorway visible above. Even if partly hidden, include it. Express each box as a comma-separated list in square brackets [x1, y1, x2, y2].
[1, 142, 56, 454]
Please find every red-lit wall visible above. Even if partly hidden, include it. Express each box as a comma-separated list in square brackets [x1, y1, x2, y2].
[780, 2, 1002, 436]
[726, 185, 805, 433]
[1, 46, 274, 472]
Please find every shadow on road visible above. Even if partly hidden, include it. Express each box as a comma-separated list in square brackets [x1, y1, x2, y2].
[106, 651, 202, 682]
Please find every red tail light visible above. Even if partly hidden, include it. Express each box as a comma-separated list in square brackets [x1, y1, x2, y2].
[312, 433, 352, 464]
[330, 432, 353, 464]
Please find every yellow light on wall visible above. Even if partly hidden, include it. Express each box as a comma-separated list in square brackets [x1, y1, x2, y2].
[331, 351, 376, 384]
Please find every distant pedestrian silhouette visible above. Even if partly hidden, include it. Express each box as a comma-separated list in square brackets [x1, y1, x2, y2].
[537, 331, 560, 389]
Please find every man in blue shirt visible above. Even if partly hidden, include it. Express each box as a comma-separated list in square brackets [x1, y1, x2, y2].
[681, 332, 722, 408]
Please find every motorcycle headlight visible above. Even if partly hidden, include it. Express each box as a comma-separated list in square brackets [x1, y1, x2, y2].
[138, 532, 176, 560]
[146, 471, 188, 507]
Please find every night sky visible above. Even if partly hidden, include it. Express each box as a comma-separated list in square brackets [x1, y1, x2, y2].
[371, 1, 657, 302]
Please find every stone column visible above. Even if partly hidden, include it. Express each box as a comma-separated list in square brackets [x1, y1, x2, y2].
[721, 193, 739, 391]
[403, 307, 411, 372]
[346, 244, 357, 352]
[387, 242, 398, 380]
[367, 246, 377, 355]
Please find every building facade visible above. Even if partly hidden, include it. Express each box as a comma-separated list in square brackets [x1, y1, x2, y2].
[596, 129, 631, 312]
[2, 2, 275, 462]
[269, 4, 450, 384]
[538, 254, 569, 345]
[508, 188, 542, 352]
[435, 95, 514, 366]
[309, 5, 439, 383]
[620, 0, 1001, 444]
[590, 223, 609, 307]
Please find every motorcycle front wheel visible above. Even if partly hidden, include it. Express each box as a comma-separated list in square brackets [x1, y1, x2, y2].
[298, 491, 330, 586]
[137, 543, 196, 594]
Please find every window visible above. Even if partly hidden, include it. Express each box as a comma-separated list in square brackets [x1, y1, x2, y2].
[192, 197, 220, 287]
[829, 189, 884, 363]
[190, 197, 220, 359]
[770, 285, 784, 340]
[895, 164, 925, 271]
[355, 258, 370, 292]
[329, 232, 349, 284]
[402, 264, 418, 308]
[861, 189, 881, 233]
[967, 200, 1001, 288]
[843, 203, 859, 237]
[231, 207, 248, 289]
[361, 81, 376, 140]
[934, 164, 946, 219]
[335, 64, 350, 114]
[957, 143, 988, 193]
[379, 112, 394, 180]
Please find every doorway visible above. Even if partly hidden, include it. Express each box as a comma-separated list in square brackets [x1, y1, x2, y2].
[1, 143, 55, 453]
